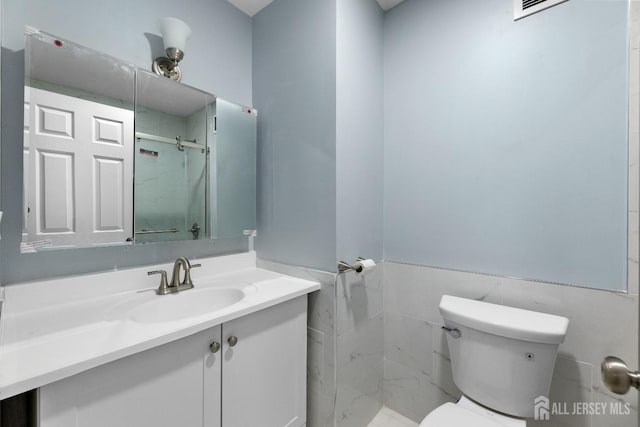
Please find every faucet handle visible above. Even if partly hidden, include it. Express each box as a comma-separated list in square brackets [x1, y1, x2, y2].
[148, 269, 167, 278]
[148, 270, 169, 295]
[182, 263, 201, 286]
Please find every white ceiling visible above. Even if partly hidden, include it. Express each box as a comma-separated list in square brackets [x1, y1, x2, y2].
[227, 0, 274, 17]
[375, 0, 408, 11]
[227, 0, 407, 17]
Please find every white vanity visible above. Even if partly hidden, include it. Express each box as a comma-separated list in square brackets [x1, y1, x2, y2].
[0, 252, 320, 426]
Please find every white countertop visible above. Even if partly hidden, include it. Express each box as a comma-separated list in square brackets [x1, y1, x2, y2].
[0, 252, 320, 399]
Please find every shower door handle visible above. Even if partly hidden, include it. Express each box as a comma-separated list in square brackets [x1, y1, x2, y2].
[189, 222, 200, 240]
[601, 356, 640, 394]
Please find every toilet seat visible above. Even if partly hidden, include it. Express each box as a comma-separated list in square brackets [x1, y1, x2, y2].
[419, 396, 526, 427]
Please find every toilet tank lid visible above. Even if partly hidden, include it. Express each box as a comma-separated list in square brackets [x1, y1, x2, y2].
[439, 295, 569, 344]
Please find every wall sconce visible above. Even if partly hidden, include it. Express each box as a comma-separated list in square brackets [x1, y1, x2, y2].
[152, 17, 192, 82]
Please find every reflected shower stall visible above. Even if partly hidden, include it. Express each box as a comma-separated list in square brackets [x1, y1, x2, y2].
[134, 70, 215, 244]
[133, 133, 208, 243]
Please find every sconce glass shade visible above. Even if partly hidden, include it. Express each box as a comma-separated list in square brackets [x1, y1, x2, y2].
[158, 17, 191, 54]
[153, 17, 191, 82]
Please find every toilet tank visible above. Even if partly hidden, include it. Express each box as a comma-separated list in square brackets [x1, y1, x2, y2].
[439, 295, 569, 418]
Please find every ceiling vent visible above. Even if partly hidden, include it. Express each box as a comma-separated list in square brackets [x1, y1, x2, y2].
[514, 0, 569, 20]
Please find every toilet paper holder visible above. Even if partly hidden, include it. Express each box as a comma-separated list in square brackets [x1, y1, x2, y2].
[337, 257, 375, 274]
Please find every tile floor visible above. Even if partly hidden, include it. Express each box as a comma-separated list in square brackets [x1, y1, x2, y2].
[367, 406, 419, 427]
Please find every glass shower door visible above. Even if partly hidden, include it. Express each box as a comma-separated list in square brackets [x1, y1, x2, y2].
[134, 136, 207, 243]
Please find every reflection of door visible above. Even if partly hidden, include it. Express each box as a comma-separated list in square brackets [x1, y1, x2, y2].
[24, 87, 133, 248]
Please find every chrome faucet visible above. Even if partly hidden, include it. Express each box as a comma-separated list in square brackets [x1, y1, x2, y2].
[148, 257, 202, 295]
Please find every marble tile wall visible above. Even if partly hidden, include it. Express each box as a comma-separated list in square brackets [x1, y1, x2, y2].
[383, 261, 638, 427]
[258, 258, 384, 427]
[259, 254, 638, 427]
[335, 267, 384, 427]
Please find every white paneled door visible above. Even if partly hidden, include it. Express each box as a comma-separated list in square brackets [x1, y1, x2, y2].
[24, 87, 133, 247]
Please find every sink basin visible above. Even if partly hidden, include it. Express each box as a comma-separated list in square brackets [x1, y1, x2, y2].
[129, 287, 244, 323]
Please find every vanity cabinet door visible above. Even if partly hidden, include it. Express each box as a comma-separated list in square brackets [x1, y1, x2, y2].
[221, 296, 307, 427]
[39, 325, 222, 427]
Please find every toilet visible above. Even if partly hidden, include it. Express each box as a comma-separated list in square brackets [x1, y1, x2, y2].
[420, 295, 569, 427]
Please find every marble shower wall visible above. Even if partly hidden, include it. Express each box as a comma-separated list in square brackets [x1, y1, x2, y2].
[134, 110, 191, 242]
[383, 261, 638, 427]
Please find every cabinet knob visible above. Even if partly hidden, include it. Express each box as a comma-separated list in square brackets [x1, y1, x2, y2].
[209, 341, 221, 353]
[227, 336, 238, 347]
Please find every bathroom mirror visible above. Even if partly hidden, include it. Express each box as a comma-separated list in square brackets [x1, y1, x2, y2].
[22, 29, 257, 252]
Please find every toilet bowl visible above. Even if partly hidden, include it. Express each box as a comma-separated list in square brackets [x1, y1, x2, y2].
[419, 295, 569, 426]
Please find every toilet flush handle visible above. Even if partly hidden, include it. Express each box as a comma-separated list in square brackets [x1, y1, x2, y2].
[442, 326, 461, 339]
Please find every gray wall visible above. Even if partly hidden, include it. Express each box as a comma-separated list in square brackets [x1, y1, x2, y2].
[253, 0, 384, 272]
[1, 0, 253, 283]
[253, 0, 337, 272]
[336, 0, 384, 264]
[383, 0, 629, 290]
